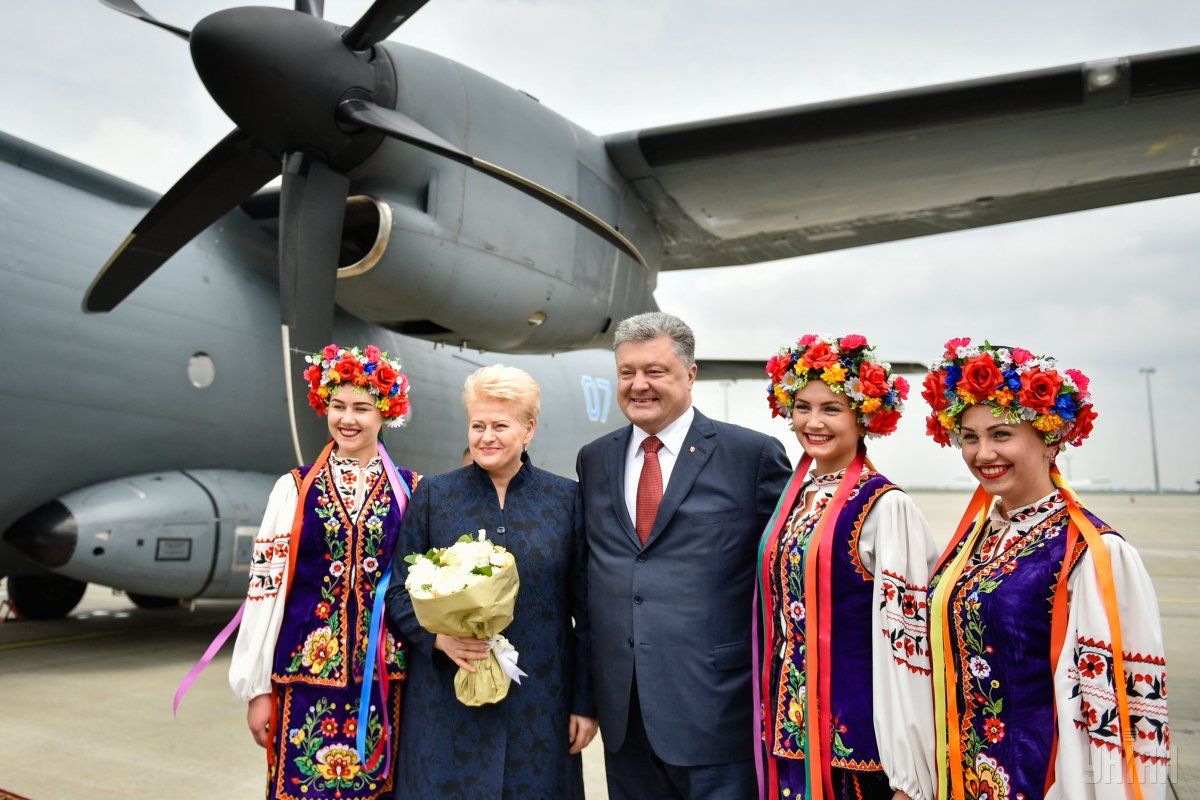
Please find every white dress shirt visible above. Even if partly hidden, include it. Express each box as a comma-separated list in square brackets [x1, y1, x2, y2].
[623, 405, 695, 524]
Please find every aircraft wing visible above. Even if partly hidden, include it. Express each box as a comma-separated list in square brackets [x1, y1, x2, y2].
[605, 47, 1200, 270]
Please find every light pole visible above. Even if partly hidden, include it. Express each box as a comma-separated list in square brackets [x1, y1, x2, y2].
[1139, 367, 1161, 493]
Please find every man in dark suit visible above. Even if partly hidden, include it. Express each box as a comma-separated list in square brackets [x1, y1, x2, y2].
[576, 312, 791, 800]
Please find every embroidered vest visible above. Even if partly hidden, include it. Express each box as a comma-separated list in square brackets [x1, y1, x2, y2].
[933, 507, 1118, 800]
[770, 471, 898, 770]
[271, 461, 411, 687]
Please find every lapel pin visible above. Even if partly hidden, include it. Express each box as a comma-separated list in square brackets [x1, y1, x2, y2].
[689, 446, 696, 453]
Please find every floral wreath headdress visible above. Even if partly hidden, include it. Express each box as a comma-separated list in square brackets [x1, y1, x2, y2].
[304, 343, 411, 427]
[765, 334, 909, 438]
[922, 337, 1096, 449]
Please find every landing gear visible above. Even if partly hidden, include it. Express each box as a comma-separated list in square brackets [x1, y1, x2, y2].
[6, 574, 87, 619]
[127, 592, 181, 610]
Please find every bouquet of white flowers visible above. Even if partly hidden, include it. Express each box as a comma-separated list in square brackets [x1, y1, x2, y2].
[404, 531, 522, 706]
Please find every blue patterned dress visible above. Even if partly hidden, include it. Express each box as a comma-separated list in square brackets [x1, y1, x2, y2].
[384, 457, 593, 799]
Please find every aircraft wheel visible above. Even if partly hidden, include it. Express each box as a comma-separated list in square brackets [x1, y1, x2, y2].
[127, 592, 181, 610]
[7, 574, 87, 619]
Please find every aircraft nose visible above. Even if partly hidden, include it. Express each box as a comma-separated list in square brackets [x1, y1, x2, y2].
[3, 501, 77, 569]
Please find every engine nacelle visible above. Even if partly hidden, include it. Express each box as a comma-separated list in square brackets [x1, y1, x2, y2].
[2, 470, 277, 599]
[328, 43, 660, 354]
[332, 193, 656, 353]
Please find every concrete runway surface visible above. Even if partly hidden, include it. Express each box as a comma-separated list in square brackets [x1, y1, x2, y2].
[1, 492, 1195, 799]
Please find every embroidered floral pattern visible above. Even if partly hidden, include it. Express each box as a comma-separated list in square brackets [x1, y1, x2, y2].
[274, 691, 392, 800]
[964, 752, 1011, 800]
[879, 569, 931, 675]
[950, 507, 1068, 770]
[1068, 637, 1170, 764]
[249, 533, 288, 599]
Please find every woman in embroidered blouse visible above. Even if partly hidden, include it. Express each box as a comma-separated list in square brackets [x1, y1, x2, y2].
[229, 344, 416, 800]
[757, 335, 938, 800]
[923, 339, 1169, 800]
[385, 364, 597, 800]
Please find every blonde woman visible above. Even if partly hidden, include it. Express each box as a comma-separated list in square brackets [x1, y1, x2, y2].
[385, 364, 597, 799]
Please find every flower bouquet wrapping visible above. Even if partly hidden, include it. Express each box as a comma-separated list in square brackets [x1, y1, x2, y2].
[404, 531, 524, 706]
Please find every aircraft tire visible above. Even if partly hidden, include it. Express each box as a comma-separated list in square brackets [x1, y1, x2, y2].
[7, 574, 87, 619]
[127, 592, 181, 610]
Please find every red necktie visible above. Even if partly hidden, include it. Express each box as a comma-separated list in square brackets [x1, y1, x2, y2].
[636, 436, 664, 546]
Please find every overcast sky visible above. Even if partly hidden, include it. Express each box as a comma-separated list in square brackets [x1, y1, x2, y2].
[2, 1, 1197, 489]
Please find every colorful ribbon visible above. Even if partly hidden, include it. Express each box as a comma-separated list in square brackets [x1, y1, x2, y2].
[355, 441, 412, 772]
[753, 453, 812, 800]
[930, 486, 991, 800]
[802, 449, 865, 800]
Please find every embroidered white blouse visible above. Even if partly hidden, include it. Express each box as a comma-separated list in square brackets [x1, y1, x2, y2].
[784, 470, 940, 800]
[228, 454, 384, 702]
[976, 491, 1171, 799]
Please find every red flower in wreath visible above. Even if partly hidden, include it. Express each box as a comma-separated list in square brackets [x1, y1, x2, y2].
[335, 353, 363, 382]
[959, 354, 1004, 401]
[1018, 368, 1063, 414]
[922, 371, 949, 411]
[858, 362, 891, 398]
[801, 341, 839, 370]
[926, 414, 951, 447]
[766, 353, 791, 384]
[1068, 404, 1097, 445]
[371, 363, 398, 395]
[866, 408, 901, 436]
[307, 390, 327, 414]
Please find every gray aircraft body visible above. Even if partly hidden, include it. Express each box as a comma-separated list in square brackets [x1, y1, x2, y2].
[2, 0, 1197, 617]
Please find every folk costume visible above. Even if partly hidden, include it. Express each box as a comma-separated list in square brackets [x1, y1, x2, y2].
[923, 340, 1169, 800]
[228, 344, 416, 800]
[756, 335, 938, 800]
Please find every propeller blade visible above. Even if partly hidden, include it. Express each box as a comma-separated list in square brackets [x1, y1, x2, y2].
[338, 98, 647, 267]
[84, 130, 281, 313]
[295, 0, 324, 17]
[98, 0, 190, 40]
[342, 0, 432, 51]
[278, 152, 351, 463]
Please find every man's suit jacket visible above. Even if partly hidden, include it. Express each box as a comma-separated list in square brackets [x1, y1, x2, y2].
[576, 408, 791, 766]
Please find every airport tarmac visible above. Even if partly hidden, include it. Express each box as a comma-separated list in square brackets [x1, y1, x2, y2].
[0, 491, 1196, 799]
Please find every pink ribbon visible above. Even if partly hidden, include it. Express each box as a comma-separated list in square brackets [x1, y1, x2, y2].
[173, 601, 245, 716]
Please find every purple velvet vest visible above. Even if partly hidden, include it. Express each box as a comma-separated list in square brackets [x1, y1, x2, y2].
[769, 471, 898, 771]
[933, 505, 1117, 800]
[271, 461, 412, 687]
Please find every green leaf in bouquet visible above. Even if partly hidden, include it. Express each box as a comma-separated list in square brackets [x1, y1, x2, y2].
[403, 553, 419, 565]
[456, 534, 474, 543]
[474, 566, 494, 577]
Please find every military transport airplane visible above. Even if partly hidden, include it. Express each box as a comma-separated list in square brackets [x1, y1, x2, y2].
[1, 0, 1197, 618]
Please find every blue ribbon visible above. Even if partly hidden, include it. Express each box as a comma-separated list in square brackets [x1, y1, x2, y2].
[356, 446, 412, 768]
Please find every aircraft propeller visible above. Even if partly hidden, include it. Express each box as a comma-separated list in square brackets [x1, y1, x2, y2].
[83, 0, 645, 463]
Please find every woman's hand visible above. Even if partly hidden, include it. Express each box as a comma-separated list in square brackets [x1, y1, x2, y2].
[247, 693, 272, 748]
[435, 633, 491, 672]
[892, 791, 915, 800]
[568, 714, 599, 754]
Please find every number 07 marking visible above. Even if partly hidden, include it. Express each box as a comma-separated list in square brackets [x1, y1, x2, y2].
[581, 376, 612, 423]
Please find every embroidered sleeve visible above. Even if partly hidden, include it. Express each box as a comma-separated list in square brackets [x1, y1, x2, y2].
[229, 473, 298, 702]
[1050, 535, 1170, 799]
[862, 490, 940, 800]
